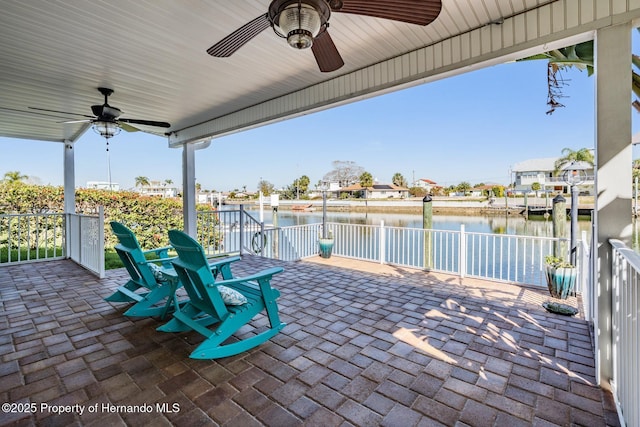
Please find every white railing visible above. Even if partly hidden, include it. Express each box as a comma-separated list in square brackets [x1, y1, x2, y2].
[198, 207, 264, 257]
[328, 222, 567, 287]
[610, 239, 640, 427]
[0, 211, 105, 278]
[261, 224, 322, 260]
[331, 222, 382, 262]
[68, 208, 105, 278]
[197, 208, 320, 261]
[579, 230, 593, 321]
[200, 210, 574, 289]
[0, 212, 66, 264]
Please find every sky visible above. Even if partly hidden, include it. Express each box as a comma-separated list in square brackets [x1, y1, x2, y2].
[2, 49, 639, 192]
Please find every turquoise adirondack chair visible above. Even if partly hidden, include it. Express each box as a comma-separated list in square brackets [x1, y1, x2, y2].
[106, 221, 238, 318]
[158, 230, 285, 359]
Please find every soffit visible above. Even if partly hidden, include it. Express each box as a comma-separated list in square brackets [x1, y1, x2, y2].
[0, 1, 623, 144]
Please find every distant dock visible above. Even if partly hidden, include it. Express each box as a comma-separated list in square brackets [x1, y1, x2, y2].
[521, 205, 594, 216]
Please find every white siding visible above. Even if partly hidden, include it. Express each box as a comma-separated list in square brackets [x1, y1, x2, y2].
[170, 0, 640, 146]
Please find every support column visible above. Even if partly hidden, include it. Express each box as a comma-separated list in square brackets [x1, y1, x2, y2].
[63, 141, 75, 214]
[63, 141, 75, 259]
[182, 142, 197, 237]
[594, 22, 632, 391]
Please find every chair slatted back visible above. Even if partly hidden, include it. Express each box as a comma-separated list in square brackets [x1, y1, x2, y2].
[168, 230, 229, 318]
[110, 221, 158, 288]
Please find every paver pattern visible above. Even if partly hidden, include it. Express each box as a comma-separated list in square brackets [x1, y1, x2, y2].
[0, 256, 620, 426]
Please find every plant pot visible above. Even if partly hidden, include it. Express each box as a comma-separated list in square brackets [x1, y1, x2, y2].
[318, 238, 334, 259]
[545, 265, 577, 299]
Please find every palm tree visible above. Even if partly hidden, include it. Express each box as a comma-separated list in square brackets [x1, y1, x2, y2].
[456, 181, 471, 196]
[2, 171, 28, 184]
[164, 179, 173, 186]
[531, 182, 542, 197]
[135, 176, 150, 187]
[392, 172, 407, 187]
[553, 148, 595, 174]
[522, 36, 640, 114]
[359, 171, 373, 199]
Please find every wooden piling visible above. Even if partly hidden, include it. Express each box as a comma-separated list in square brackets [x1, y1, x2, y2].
[423, 195, 433, 269]
[552, 195, 567, 258]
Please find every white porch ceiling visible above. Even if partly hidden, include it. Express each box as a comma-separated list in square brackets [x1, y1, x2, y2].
[0, 1, 637, 146]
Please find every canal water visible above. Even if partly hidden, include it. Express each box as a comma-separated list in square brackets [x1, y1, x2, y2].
[243, 207, 593, 240]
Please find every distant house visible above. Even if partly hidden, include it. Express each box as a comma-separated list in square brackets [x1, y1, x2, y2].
[413, 178, 439, 193]
[138, 181, 178, 198]
[512, 157, 594, 194]
[86, 181, 119, 191]
[474, 184, 503, 197]
[339, 183, 409, 199]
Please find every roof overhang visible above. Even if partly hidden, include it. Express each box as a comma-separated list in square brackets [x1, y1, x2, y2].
[1, 1, 638, 147]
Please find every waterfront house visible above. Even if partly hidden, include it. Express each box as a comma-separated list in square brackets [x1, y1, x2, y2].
[412, 178, 439, 193]
[339, 183, 410, 199]
[86, 181, 120, 191]
[0, 2, 637, 426]
[138, 181, 179, 198]
[512, 157, 595, 195]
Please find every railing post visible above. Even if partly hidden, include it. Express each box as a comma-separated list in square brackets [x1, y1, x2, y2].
[260, 221, 265, 257]
[379, 220, 385, 265]
[65, 212, 71, 260]
[98, 206, 105, 278]
[272, 207, 279, 259]
[239, 204, 244, 255]
[459, 224, 466, 278]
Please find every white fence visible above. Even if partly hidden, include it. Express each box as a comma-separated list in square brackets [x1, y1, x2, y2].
[199, 210, 579, 289]
[198, 208, 322, 260]
[0, 211, 104, 277]
[0, 213, 66, 263]
[330, 221, 573, 287]
[609, 239, 640, 427]
[67, 208, 105, 278]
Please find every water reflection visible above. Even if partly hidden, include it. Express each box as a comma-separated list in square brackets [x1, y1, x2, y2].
[242, 207, 592, 239]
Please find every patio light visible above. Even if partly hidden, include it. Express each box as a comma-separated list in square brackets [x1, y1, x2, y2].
[92, 120, 121, 139]
[273, 1, 325, 49]
[562, 163, 586, 187]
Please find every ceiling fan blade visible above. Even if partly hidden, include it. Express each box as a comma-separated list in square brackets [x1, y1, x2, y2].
[59, 119, 91, 124]
[119, 118, 171, 128]
[119, 122, 140, 132]
[1, 107, 82, 121]
[28, 106, 95, 119]
[312, 31, 344, 73]
[207, 13, 270, 57]
[333, 0, 442, 26]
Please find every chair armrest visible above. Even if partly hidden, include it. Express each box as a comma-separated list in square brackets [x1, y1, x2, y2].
[143, 257, 178, 265]
[142, 246, 173, 258]
[207, 255, 241, 269]
[211, 267, 283, 287]
[208, 255, 241, 280]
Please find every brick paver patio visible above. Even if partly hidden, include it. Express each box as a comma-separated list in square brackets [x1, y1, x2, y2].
[0, 256, 619, 426]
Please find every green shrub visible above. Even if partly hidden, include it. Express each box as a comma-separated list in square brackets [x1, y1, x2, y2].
[0, 183, 220, 265]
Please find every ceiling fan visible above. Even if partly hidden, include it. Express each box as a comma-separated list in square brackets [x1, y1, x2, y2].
[29, 87, 171, 139]
[207, 0, 442, 72]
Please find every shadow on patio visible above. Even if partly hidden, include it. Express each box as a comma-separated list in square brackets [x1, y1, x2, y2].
[0, 256, 620, 426]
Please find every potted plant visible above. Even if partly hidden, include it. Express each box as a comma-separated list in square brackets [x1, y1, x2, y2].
[318, 229, 334, 259]
[544, 255, 577, 300]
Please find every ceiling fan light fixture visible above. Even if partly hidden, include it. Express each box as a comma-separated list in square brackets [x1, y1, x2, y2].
[93, 120, 121, 139]
[276, 2, 322, 49]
